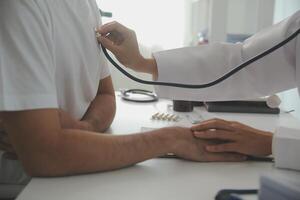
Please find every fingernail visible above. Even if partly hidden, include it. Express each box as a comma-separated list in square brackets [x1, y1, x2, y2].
[95, 32, 101, 38]
[95, 29, 101, 33]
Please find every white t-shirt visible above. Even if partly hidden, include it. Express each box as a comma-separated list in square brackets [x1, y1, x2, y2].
[0, 0, 110, 119]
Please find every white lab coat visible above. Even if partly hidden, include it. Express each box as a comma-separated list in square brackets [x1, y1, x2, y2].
[153, 11, 300, 171]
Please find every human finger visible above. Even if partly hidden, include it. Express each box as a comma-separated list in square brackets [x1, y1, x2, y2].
[201, 118, 228, 124]
[204, 152, 247, 162]
[98, 21, 129, 36]
[230, 121, 262, 133]
[191, 118, 234, 132]
[98, 36, 120, 54]
[106, 31, 124, 45]
[205, 143, 240, 153]
[193, 130, 238, 141]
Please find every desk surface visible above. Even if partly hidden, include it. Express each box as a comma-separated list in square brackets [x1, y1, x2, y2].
[17, 94, 300, 200]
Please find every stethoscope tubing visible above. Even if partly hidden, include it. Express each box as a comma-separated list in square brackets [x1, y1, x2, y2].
[101, 27, 300, 89]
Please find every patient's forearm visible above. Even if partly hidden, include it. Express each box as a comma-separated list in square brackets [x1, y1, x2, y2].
[81, 94, 116, 132]
[28, 128, 174, 177]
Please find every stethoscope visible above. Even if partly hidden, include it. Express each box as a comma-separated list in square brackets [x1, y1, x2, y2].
[100, 27, 300, 89]
[101, 27, 299, 103]
[98, 10, 299, 104]
[120, 89, 158, 103]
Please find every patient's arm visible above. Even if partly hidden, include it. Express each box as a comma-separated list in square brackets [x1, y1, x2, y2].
[1, 109, 171, 176]
[2, 109, 245, 177]
[81, 76, 116, 132]
[58, 76, 116, 132]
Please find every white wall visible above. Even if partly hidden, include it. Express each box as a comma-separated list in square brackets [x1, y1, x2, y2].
[274, 0, 300, 23]
[227, 0, 258, 35]
[97, 0, 187, 91]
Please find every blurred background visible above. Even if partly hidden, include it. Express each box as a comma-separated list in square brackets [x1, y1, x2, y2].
[97, 0, 300, 119]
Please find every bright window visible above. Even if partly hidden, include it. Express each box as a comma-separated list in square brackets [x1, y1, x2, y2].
[97, 0, 187, 51]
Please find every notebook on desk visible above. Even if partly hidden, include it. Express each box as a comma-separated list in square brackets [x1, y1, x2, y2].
[204, 101, 280, 114]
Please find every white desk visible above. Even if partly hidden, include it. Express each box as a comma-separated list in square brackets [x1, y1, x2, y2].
[17, 94, 300, 200]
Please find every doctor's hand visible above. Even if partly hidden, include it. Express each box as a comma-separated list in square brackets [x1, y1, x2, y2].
[191, 119, 273, 157]
[96, 22, 158, 78]
[171, 127, 247, 162]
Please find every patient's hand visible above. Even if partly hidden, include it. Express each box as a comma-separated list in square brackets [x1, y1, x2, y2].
[192, 118, 273, 157]
[171, 127, 247, 162]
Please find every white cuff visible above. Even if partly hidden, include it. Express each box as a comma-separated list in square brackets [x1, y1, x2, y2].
[273, 126, 300, 171]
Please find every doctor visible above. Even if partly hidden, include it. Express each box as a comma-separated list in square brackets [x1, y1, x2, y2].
[97, 10, 300, 171]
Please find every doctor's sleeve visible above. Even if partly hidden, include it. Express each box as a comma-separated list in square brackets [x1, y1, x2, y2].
[153, 11, 300, 102]
[272, 13, 300, 171]
[273, 126, 300, 171]
[0, 1, 58, 111]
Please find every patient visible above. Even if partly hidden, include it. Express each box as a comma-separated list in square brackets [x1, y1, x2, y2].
[0, 1, 245, 198]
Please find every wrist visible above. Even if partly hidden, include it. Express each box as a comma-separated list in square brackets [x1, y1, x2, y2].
[132, 56, 158, 79]
[161, 127, 187, 154]
[146, 58, 158, 80]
